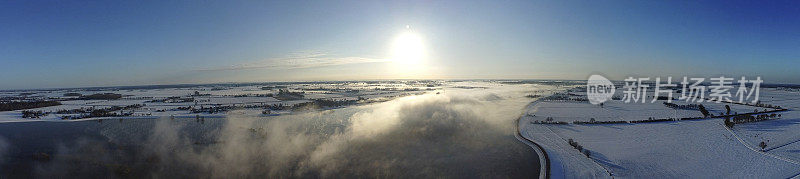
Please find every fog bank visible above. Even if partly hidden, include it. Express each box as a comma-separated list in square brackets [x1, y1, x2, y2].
[7, 83, 546, 178]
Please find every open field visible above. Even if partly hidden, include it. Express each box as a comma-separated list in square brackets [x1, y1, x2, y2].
[0, 81, 441, 122]
[520, 86, 800, 178]
[0, 81, 547, 178]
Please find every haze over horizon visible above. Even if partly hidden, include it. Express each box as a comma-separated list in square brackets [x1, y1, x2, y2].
[2, 0, 800, 89]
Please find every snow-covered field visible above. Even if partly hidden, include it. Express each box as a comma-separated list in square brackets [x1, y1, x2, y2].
[0, 81, 549, 178]
[730, 88, 800, 167]
[5, 80, 800, 178]
[520, 86, 800, 178]
[527, 100, 701, 123]
[0, 81, 441, 122]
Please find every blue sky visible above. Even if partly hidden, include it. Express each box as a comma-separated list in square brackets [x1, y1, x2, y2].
[1, 0, 799, 89]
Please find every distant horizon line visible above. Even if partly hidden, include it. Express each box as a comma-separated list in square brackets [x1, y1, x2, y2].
[5, 78, 800, 92]
[2, 78, 581, 91]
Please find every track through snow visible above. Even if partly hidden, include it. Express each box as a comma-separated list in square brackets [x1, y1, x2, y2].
[542, 124, 615, 177]
[522, 102, 800, 178]
[723, 123, 800, 177]
[765, 138, 800, 152]
[519, 100, 612, 178]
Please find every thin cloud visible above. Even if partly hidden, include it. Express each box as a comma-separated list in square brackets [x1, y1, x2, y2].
[196, 51, 390, 71]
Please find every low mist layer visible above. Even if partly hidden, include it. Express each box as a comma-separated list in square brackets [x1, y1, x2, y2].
[1, 84, 544, 178]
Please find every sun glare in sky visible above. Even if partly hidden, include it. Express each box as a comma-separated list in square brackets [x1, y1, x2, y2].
[390, 30, 425, 65]
[386, 26, 431, 78]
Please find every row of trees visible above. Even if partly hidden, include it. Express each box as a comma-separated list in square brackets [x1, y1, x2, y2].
[58, 104, 143, 120]
[568, 139, 591, 157]
[80, 93, 123, 100]
[535, 116, 678, 125]
[629, 117, 675, 123]
[274, 89, 305, 100]
[21, 110, 47, 118]
[146, 96, 195, 103]
[542, 92, 588, 102]
[531, 121, 569, 124]
[662, 102, 701, 110]
[56, 104, 143, 114]
[574, 118, 628, 124]
[184, 98, 361, 114]
[0, 100, 62, 111]
[312, 98, 359, 108]
[191, 105, 234, 114]
[525, 94, 542, 98]
[63, 92, 82, 97]
[530, 118, 568, 124]
[725, 113, 782, 128]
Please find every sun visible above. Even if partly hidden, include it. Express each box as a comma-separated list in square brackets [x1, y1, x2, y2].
[390, 32, 425, 64]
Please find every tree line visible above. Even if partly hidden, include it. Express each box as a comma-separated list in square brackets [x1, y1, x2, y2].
[0, 100, 61, 112]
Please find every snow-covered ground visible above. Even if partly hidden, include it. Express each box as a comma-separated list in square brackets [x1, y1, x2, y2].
[527, 100, 701, 123]
[0, 81, 441, 122]
[527, 87, 772, 123]
[520, 87, 800, 178]
[0, 81, 548, 178]
[729, 88, 800, 168]
[6, 81, 800, 177]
